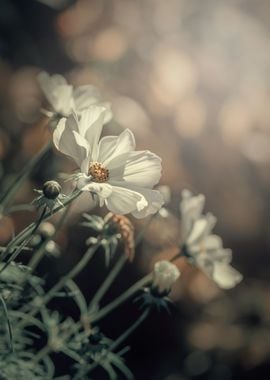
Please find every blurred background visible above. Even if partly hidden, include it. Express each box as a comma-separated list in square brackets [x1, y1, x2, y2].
[0, 0, 270, 379]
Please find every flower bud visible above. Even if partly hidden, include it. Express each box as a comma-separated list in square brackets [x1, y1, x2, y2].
[153, 260, 180, 295]
[42, 180, 61, 200]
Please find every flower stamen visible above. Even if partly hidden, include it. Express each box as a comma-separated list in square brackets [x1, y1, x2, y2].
[88, 162, 109, 183]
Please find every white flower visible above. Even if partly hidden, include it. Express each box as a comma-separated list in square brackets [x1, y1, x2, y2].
[153, 260, 180, 294]
[53, 106, 164, 218]
[180, 190, 243, 289]
[37, 71, 112, 122]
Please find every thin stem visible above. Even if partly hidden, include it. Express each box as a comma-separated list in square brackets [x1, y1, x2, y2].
[1, 189, 81, 260]
[0, 295, 13, 352]
[90, 273, 153, 323]
[0, 142, 52, 211]
[88, 255, 126, 312]
[88, 215, 155, 312]
[30, 345, 51, 366]
[28, 204, 72, 271]
[0, 207, 48, 275]
[43, 243, 99, 304]
[23, 242, 99, 323]
[110, 308, 149, 351]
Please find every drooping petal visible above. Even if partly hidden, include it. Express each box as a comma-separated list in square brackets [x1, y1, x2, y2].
[77, 180, 113, 201]
[203, 234, 223, 251]
[186, 217, 208, 245]
[98, 129, 136, 168]
[212, 262, 243, 289]
[104, 186, 148, 215]
[73, 86, 112, 122]
[180, 190, 205, 240]
[121, 150, 162, 188]
[109, 181, 164, 218]
[53, 115, 89, 167]
[78, 106, 106, 161]
[37, 71, 74, 115]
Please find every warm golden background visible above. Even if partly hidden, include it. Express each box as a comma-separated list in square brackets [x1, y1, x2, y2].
[0, 0, 270, 379]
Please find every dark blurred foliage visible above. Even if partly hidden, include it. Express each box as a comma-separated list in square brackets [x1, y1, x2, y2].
[1, 0, 270, 379]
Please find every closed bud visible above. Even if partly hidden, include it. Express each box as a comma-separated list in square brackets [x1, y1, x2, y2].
[153, 260, 180, 295]
[43, 180, 61, 200]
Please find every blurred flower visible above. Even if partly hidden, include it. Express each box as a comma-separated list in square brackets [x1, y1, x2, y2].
[54, 107, 164, 217]
[37, 71, 112, 121]
[180, 190, 242, 289]
[153, 260, 180, 295]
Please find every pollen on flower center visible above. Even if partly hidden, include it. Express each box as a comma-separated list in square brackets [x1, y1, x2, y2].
[88, 162, 109, 183]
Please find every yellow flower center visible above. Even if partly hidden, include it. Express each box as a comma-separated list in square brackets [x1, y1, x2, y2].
[88, 162, 109, 183]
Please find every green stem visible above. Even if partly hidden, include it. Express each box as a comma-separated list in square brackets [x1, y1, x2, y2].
[28, 204, 72, 271]
[0, 207, 48, 275]
[30, 345, 51, 366]
[1, 189, 81, 260]
[90, 273, 153, 323]
[0, 142, 52, 211]
[88, 215, 155, 312]
[88, 255, 127, 312]
[110, 308, 149, 351]
[23, 242, 99, 323]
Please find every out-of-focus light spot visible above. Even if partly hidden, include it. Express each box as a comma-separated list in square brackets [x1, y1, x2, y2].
[57, 0, 103, 38]
[219, 99, 253, 146]
[9, 68, 41, 123]
[242, 130, 270, 163]
[0, 216, 14, 243]
[184, 350, 211, 376]
[189, 272, 221, 303]
[92, 27, 128, 62]
[0, 132, 10, 159]
[188, 322, 220, 350]
[152, 0, 182, 34]
[145, 211, 180, 247]
[113, 96, 151, 133]
[174, 95, 207, 138]
[151, 48, 197, 107]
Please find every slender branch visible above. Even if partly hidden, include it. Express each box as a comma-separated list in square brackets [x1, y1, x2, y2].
[110, 308, 149, 351]
[0, 142, 52, 211]
[29, 203, 72, 271]
[90, 273, 153, 323]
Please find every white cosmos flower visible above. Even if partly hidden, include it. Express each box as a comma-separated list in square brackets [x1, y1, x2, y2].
[180, 190, 243, 289]
[53, 106, 164, 217]
[153, 260, 180, 294]
[37, 71, 112, 122]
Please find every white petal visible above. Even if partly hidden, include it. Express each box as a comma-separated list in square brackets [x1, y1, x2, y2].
[73, 86, 112, 122]
[53, 115, 89, 167]
[121, 150, 162, 188]
[105, 186, 147, 215]
[212, 262, 243, 289]
[203, 234, 223, 251]
[130, 187, 164, 218]
[195, 253, 214, 276]
[99, 129, 136, 168]
[109, 181, 164, 218]
[73, 85, 102, 110]
[180, 190, 205, 239]
[186, 217, 208, 245]
[37, 71, 74, 115]
[78, 106, 106, 161]
[212, 248, 232, 264]
[78, 180, 113, 201]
